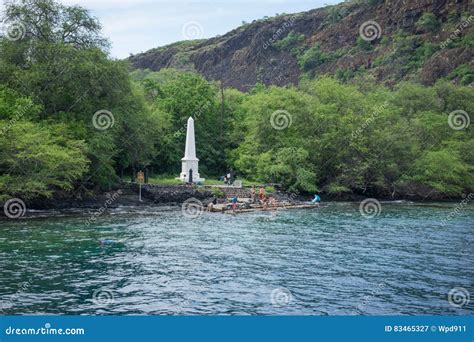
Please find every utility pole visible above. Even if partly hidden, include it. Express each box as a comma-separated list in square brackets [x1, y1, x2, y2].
[220, 79, 225, 140]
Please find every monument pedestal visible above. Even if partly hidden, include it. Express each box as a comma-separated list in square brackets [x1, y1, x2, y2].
[179, 158, 204, 183]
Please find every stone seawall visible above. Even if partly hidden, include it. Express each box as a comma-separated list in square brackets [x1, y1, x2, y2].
[129, 183, 212, 203]
[217, 187, 252, 199]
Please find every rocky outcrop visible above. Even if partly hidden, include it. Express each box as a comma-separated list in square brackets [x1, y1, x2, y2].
[1, 184, 213, 213]
[129, 0, 473, 90]
[419, 45, 474, 84]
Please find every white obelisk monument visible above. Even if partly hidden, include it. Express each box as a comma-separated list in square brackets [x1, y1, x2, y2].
[180, 117, 204, 183]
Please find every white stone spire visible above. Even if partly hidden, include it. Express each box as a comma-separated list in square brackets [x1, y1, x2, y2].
[183, 117, 197, 160]
[179, 117, 204, 183]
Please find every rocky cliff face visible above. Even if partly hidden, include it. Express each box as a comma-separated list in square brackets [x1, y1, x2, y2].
[129, 0, 473, 91]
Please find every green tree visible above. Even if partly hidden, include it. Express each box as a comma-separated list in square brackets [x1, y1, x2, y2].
[3, 0, 108, 48]
[258, 148, 317, 193]
[298, 44, 332, 72]
[416, 12, 441, 32]
[410, 150, 472, 195]
[1, 0, 161, 190]
[0, 121, 89, 200]
[148, 71, 231, 176]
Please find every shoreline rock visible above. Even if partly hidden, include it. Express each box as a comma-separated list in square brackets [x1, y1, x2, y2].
[0, 183, 468, 217]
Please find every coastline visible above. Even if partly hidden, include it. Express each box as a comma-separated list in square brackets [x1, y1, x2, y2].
[1, 183, 471, 219]
[1, 197, 469, 221]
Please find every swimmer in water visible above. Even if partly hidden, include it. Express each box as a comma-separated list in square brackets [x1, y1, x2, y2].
[99, 239, 117, 245]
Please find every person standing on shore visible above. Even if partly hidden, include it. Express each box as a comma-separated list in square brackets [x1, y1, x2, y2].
[263, 196, 269, 209]
[231, 196, 238, 213]
[250, 185, 256, 203]
[312, 194, 321, 207]
[259, 187, 266, 203]
[208, 197, 217, 211]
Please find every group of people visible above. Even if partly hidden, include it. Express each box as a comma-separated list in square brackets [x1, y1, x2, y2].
[220, 186, 272, 213]
[249, 186, 277, 209]
[249, 185, 263, 203]
[207, 185, 322, 213]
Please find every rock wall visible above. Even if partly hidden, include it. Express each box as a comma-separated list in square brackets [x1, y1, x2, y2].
[216, 187, 252, 199]
[130, 183, 212, 203]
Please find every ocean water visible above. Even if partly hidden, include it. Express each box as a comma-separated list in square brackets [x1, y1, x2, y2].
[0, 202, 472, 315]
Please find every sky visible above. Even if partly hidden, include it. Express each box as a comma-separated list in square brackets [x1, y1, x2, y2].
[46, 0, 343, 59]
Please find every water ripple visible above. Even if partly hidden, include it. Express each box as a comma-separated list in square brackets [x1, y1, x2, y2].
[0, 203, 472, 315]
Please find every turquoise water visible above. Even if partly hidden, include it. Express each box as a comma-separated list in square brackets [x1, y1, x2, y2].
[0, 202, 472, 315]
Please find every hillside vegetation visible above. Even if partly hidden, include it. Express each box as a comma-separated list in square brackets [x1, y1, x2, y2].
[0, 0, 473, 205]
[129, 0, 473, 90]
